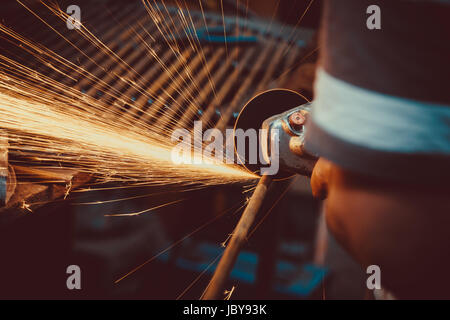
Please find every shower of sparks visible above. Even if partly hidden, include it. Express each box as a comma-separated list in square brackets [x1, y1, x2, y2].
[0, 0, 313, 296]
[0, 86, 256, 185]
[0, 0, 258, 201]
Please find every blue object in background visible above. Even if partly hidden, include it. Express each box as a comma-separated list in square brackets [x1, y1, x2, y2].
[170, 26, 258, 45]
[158, 241, 328, 298]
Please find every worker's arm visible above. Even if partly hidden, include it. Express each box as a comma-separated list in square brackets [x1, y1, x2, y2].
[304, 0, 450, 298]
[311, 158, 450, 299]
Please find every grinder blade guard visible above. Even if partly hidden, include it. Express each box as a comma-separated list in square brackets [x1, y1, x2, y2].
[234, 89, 317, 178]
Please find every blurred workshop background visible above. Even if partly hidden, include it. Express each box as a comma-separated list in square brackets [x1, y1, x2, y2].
[0, 0, 367, 299]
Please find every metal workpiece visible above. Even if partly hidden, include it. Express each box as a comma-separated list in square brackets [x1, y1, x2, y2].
[261, 102, 317, 177]
[202, 174, 273, 300]
[0, 134, 16, 207]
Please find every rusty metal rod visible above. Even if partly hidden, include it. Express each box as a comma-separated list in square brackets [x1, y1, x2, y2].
[202, 174, 273, 300]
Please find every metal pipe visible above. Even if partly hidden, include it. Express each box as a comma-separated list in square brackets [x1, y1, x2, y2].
[0, 133, 16, 207]
[202, 174, 273, 300]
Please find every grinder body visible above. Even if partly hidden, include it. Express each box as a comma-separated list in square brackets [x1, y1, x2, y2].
[261, 102, 317, 177]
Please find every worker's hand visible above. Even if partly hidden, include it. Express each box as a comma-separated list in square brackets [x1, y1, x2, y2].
[310, 157, 333, 200]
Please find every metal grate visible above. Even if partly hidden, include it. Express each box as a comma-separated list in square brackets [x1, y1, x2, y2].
[32, 2, 313, 131]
